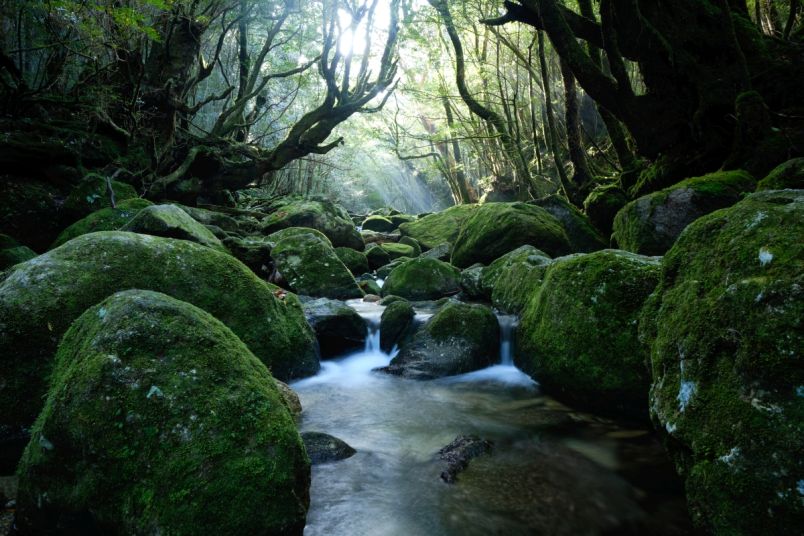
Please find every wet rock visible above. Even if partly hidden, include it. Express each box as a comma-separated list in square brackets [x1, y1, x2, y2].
[274, 379, 303, 420]
[399, 204, 478, 249]
[301, 432, 356, 465]
[121, 204, 227, 251]
[363, 293, 381, 303]
[420, 242, 451, 261]
[382, 257, 460, 301]
[380, 300, 415, 353]
[451, 202, 571, 268]
[15, 290, 310, 535]
[303, 298, 367, 357]
[438, 435, 493, 483]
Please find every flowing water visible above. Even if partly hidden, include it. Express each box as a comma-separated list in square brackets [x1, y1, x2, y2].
[292, 301, 694, 536]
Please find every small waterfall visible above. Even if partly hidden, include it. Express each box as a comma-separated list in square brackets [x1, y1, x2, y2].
[497, 314, 518, 366]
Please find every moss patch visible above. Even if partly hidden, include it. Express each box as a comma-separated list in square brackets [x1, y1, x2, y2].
[381, 257, 460, 300]
[756, 158, 804, 190]
[398, 204, 478, 250]
[121, 204, 226, 252]
[52, 198, 153, 248]
[334, 247, 369, 276]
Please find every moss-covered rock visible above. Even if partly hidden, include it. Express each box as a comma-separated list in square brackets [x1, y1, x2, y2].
[271, 232, 363, 300]
[15, 290, 310, 535]
[121, 204, 226, 251]
[583, 183, 628, 236]
[398, 204, 478, 250]
[0, 178, 64, 251]
[174, 204, 240, 233]
[52, 198, 153, 248]
[361, 215, 395, 232]
[531, 195, 607, 252]
[451, 202, 570, 268]
[398, 236, 422, 257]
[382, 257, 460, 300]
[390, 214, 416, 228]
[357, 278, 382, 296]
[612, 170, 756, 255]
[642, 190, 803, 534]
[517, 250, 660, 420]
[0, 234, 36, 270]
[222, 235, 273, 276]
[63, 173, 138, 219]
[302, 298, 366, 357]
[266, 226, 332, 248]
[366, 244, 392, 270]
[335, 246, 369, 276]
[481, 245, 551, 297]
[380, 300, 415, 353]
[0, 231, 319, 427]
[383, 302, 498, 379]
[421, 242, 451, 261]
[491, 261, 551, 315]
[460, 264, 487, 300]
[379, 242, 416, 260]
[261, 197, 363, 249]
[756, 158, 804, 190]
[301, 432, 356, 465]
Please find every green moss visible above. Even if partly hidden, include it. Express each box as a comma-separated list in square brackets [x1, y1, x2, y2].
[481, 245, 551, 295]
[0, 234, 37, 269]
[16, 290, 309, 535]
[398, 236, 422, 257]
[531, 195, 607, 252]
[451, 202, 570, 268]
[173, 204, 240, 233]
[643, 190, 803, 534]
[459, 264, 487, 300]
[366, 244, 392, 270]
[491, 260, 553, 315]
[517, 250, 660, 420]
[121, 204, 226, 252]
[361, 215, 395, 232]
[52, 198, 153, 248]
[380, 242, 416, 260]
[613, 170, 756, 255]
[222, 235, 273, 276]
[390, 214, 416, 228]
[271, 232, 363, 300]
[583, 182, 628, 236]
[334, 247, 369, 276]
[756, 158, 804, 191]
[398, 204, 478, 250]
[0, 231, 319, 427]
[380, 300, 415, 352]
[266, 226, 332, 248]
[63, 174, 138, 218]
[261, 197, 363, 249]
[381, 257, 460, 300]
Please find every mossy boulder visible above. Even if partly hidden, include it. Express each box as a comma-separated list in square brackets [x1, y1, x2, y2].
[531, 195, 607, 252]
[398, 236, 422, 257]
[0, 231, 319, 427]
[383, 302, 498, 379]
[261, 197, 363, 249]
[756, 158, 804, 190]
[642, 190, 803, 534]
[63, 173, 138, 219]
[491, 260, 551, 315]
[612, 170, 756, 255]
[398, 204, 478, 250]
[0, 234, 36, 270]
[15, 290, 310, 535]
[121, 204, 226, 251]
[52, 198, 153, 248]
[335, 247, 369, 276]
[357, 278, 382, 296]
[583, 183, 628, 236]
[382, 257, 461, 300]
[460, 264, 487, 300]
[271, 232, 363, 300]
[221, 235, 273, 276]
[266, 226, 332, 248]
[379, 242, 416, 260]
[380, 300, 415, 353]
[451, 202, 570, 268]
[302, 298, 367, 357]
[174, 204, 240, 233]
[480, 245, 551, 297]
[517, 250, 660, 420]
[421, 242, 451, 261]
[361, 215, 395, 232]
[0, 178, 64, 251]
[366, 244, 392, 270]
[390, 214, 416, 228]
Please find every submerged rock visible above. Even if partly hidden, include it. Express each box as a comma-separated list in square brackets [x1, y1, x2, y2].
[517, 250, 660, 421]
[271, 232, 363, 300]
[383, 302, 498, 379]
[398, 204, 478, 250]
[451, 202, 570, 268]
[382, 257, 460, 300]
[51, 198, 153, 248]
[0, 231, 319, 428]
[301, 432, 356, 465]
[303, 297, 367, 357]
[613, 169, 756, 255]
[643, 190, 803, 534]
[121, 204, 227, 251]
[438, 435, 493, 484]
[15, 290, 310, 535]
[261, 197, 363, 249]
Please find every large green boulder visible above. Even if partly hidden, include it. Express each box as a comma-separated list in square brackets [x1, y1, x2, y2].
[381, 257, 460, 300]
[583, 182, 628, 236]
[174, 204, 240, 233]
[390, 214, 416, 228]
[63, 173, 138, 219]
[398, 204, 478, 250]
[756, 158, 804, 190]
[0, 231, 319, 427]
[261, 197, 363, 249]
[642, 190, 803, 534]
[266, 226, 332, 248]
[491, 260, 551, 315]
[0, 233, 36, 270]
[302, 298, 366, 357]
[271, 232, 363, 300]
[121, 204, 226, 251]
[222, 235, 273, 276]
[531, 195, 607, 252]
[380, 300, 415, 353]
[517, 250, 660, 420]
[334, 247, 370, 276]
[366, 244, 392, 270]
[451, 202, 571, 268]
[52, 198, 153, 248]
[361, 215, 395, 232]
[612, 170, 756, 255]
[15, 290, 310, 535]
[480, 245, 551, 298]
[379, 242, 416, 260]
[383, 302, 499, 379]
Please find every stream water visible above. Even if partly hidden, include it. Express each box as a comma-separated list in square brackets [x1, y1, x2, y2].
[292, 301, 694, 536]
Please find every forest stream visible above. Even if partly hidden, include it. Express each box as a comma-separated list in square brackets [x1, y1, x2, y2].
[293, 301, 694, 536]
